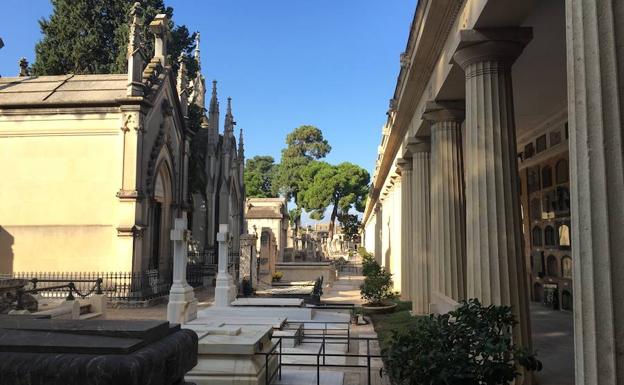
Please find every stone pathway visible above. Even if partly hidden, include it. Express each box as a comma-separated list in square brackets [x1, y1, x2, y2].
[530, 302, 575, 385]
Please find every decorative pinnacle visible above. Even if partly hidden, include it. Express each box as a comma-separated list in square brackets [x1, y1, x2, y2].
[227, 97, 232, 115]
[194, 33, 200, 60]
[18, 57, 30, 77]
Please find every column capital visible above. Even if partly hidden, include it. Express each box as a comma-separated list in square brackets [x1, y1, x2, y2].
[423, 100, 465, 123]
[405, 136, 431, 155]
[396, 158, 413, 172]
[453, 27, 533, 70]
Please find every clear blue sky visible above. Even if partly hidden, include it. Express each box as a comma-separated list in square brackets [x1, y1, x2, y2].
[0, 0, 415, 175]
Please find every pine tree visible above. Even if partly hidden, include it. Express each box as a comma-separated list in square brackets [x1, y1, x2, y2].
[32, 0, 197, 78]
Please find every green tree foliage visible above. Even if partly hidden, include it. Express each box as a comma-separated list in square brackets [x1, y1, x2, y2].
[272, 125, 331, 233]
[337, 213, 361, 241]
[32, 0, 197, 78]
[298, 161, 370, 238]
[281, 125, 331, 160]
[244, 156, 278, 198]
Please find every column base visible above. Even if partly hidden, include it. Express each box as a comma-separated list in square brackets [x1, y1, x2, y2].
[214, 272, 237, 307]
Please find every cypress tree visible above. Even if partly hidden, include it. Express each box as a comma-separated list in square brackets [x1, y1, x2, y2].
[32, 0, 197, 78]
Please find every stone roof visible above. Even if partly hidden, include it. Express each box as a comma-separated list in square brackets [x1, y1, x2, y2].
[0, 74, 128, 108]
[246, 206, 284, 219]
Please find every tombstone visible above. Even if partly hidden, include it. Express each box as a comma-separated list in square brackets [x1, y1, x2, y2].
[239, 233, 258, 290]
[167, 214, 198, 324]
[0, 319, 197, 385]
[215, 224, 237, 307]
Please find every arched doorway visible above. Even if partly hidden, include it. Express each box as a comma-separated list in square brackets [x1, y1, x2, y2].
[151, 162, 173, 271]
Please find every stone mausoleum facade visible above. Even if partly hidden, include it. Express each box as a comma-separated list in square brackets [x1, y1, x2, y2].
[0, 10, 245, 276]
[361, 0, 624, 384]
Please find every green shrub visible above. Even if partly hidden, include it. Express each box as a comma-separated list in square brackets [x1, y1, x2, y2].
[360, 265, 398, 305]
[271, 271, 284, 282]
[361, 252, 380, 277]
[383, 299, 542, 385]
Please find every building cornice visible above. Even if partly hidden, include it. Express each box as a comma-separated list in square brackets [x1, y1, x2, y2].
[364, 0, 464, 224]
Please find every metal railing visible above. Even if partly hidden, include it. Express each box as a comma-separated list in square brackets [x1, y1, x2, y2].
[256, 335, 385, 385]
[15, 277, 103, 310]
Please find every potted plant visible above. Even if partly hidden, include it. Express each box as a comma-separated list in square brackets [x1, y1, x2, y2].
[360, 260, 398, 314]
[383, 299, 542, 385]
[271, 271, 284, 283]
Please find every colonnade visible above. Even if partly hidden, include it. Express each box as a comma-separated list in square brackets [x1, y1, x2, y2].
[397, 28, 533, 348]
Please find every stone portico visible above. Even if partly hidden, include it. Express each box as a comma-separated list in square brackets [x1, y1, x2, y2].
[362, 0, 624, 384]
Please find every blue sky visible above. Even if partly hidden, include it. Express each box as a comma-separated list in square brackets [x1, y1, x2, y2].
[0, 0, 416, 222]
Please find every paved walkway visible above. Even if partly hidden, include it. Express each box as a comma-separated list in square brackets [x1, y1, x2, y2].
[530, 302, 575, 385]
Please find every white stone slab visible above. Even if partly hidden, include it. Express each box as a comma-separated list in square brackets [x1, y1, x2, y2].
[189, 315, 287, 329]
[275, 369, 343, 385]
[197, 305, 315, 320]
[231, 297, 304, 307]
[196, 325, 273, 355]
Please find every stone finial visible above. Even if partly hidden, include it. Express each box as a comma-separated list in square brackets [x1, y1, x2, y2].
[127, 2, 144, 96]
[224, 97, 235, 136]
[18, 58, 30, 77]
[177, 54, 189, 117]
[149, 14, 170, 66]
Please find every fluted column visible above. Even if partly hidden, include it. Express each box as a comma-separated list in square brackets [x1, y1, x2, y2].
[397, 158, 413, 300]
[566, 2, 624, 384]
[406, 137, 431, 314]
[453, 28, 532, 351]
[425, 101, 466, 302]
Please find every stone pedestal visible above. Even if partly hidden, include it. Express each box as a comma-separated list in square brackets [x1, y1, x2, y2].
[397, 158, 413, 300]
[566, 3, 624, 384]
[167, 216, 198, 324]
[425, 101, 466, 302]
[453, 28, 533, 351]
[215, 224, 237, 307]
[406, 137, 431, 314]
[184, 325, 277, 385]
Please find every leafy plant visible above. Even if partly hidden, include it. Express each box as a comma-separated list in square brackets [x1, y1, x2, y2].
[383, 299, 542, 385]
[360, 263, 397, 306]
[361, 252, 380, 277]
[271, 271, 284, 282]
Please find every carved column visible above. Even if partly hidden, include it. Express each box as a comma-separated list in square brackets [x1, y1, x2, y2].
[406, 137, 431, 314]
[397, 158, 413, 300]
[453, 28, 533, 351]
[425, 101, 466, 302]
[566, 3, 624, 384]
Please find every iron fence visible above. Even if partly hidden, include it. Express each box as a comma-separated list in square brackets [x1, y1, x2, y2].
[8, 262, 217, 302]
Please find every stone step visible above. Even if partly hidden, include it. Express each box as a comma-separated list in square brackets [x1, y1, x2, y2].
[78, 312, 102, 320]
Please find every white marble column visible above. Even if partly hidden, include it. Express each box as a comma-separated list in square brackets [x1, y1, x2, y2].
[397, 158, 413, 301]
[424, 101, 466, 302]
[566, 2, 624, 384]
[453, 28, 532, 350]
[406, 137, 431, 314]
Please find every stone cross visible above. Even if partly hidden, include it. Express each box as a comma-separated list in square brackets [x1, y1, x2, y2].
[166, 214, 198, 323]
[215, 224, 236, 307]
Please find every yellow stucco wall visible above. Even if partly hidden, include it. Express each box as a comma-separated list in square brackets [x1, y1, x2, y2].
[0, 111, 130, 272]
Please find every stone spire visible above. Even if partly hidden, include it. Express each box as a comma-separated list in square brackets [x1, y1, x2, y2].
[126, 2, 144, 96]
[176, 54, 188, 118]
[194, 33, 201, 67]
[224, 97, 235, 137]
[207, 80, 219, 145]
[190, 32, 205, 110]
[238, 128, 244, 158]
